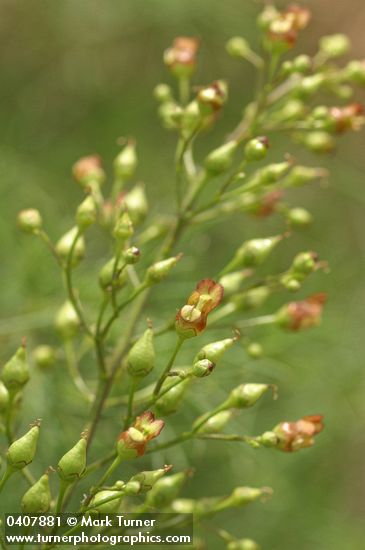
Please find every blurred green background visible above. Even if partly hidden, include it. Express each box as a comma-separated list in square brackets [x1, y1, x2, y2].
[1, 0, 365, 548]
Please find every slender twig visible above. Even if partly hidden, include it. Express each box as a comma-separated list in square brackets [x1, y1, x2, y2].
[153, 337, 184, 396]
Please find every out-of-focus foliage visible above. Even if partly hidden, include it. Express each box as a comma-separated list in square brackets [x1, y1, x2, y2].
[1, 1, 365, 548]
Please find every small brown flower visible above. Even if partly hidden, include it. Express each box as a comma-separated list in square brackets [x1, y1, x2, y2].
[164, 37, 199, 77]
[284, 4, 311, 30]
[276, 293, 327, 331]
[117, 411, 164, 459]
[197, 80, 228, 112]
[72, 155, 104, 186]
[267, 4, 311, 48]
[274, 414, 324, 452]
[329, 103, 365, 133]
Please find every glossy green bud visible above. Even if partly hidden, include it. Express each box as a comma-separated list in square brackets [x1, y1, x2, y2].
[124, 184, 148, 226]
[123, 246, 141, 265]
[145, 471, 190, 509]
[244, 137, 269, 162]
[76, 196, 97, 229]
[114, 141, 137, 181]
[226, 37, 250, 58]
[58, 436, 87, 483]
[232, 286, 271, 311]
[155, 379, 191, 416]
[158, 101, 183, 129]
[128, 465, 172, 493]
[191, 359, 215, 378]
[154, 83, 173, 103]
[223, 236, 282, 273]
[0, 381, 9, 412]
[256, 431, 278, 448]
[55, 227, 85, 266]
[88, 489, 123, 513]
[227, 538, 260, 550]
[225, 384, 270, 409]
[145, 255, 181, 285]
[171, 498, 196, 514]
[113, 212, 134, 242]
[246, 342, 263, 359]
[182, 101, 202, 133]
[219, 270, 253, 295]
[319, 34, 350, 58]
[296, 74, 325, 99]
[21, 473, 51, 513]
[17, 209, 42, 233]
[1, 346, 29, 393]
[287, 207, 313, 227]
[55, 301, 79, 339]
[223, 486, 270, 508]
[293, 54, 311, 73]
[204, 141, 238, 175]
[127, 328, 155, 378]
[99, 257, 127, 290]
[345, 60, 365, 85]
[259, 162, 291, 184]
[194, 337, 236, 364]
[198, 410, 232, 434]
[291, 252, 319, 277]
[303, 131, 335, 153]
[7, 423, 40, 469]
[32, 345, 56, 369]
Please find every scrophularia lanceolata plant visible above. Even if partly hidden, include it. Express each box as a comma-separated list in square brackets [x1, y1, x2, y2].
[3, 3, 365, 548]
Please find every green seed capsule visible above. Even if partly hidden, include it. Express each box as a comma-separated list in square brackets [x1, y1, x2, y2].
[114, 141, 137, 181]
[127, 328, 155, 378]
[7, 424, 40, 469]
[1, 346, 30, 393]
[198, 410, 232, 434]
[226, 36, 250, 58]
[287, 207, 313, 227]
[0, 381, 9, 412]
[21, 473, 51, 513]
[194, 337, 236, 364]
[55, 227, 85, 266]
[88, 489, 123, 513]
[124, 184, 148, 226]
[228, 538, 260, 550]
[99, 257, 127, 290]
[32, 345, 56, 369]
[145, 471, 190, 509]
[226, 384, 270, 409]
[153, 83, 173, 103]
[123, 246, 141, 265]
[204, 141, 238, 175]
[58, 436, 87, 483]
[319, 34, 350, 58]
[246, 342, 263, 359]
[17, 209, 43, 233]
[55, 301, 79, 339]
[155, 378, 191, 415]
[232, 286, 271, 311]
[244, 137, 269, 162]
[128, 465, 172, 493]
[76, 196, 97, 229]
[145, 255, 181, 285]
[191, 359, 215, 378]
[223, 236, 281, 274]
[219, 270, 253, 295]
[303, 131, 335, 153]
[113, 212, 134, 242]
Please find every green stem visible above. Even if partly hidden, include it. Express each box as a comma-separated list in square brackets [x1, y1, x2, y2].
[36, 230, 62, 267]
[64, 340, 93, 402]
[5, 392, 15, 443]
[178, 75, 190, 106]
[100, 283, 148, 339]
[124, 378, 137, 429]
[0, 467, 14, 495]
[238, 314, 276, 329]
[92, 455, 122, 494]
[153, 338, 184, 396]
[55, 480, 69, 513]
[191, 403, 228, 434]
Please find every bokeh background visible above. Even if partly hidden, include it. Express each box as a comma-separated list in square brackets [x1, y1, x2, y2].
[1, 1, 365, 548]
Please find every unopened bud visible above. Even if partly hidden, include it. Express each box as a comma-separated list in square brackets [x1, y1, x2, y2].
[155, 378, 191, 416]
[194, 337, 236, 364]
[319, 34, 350, 58]
[232, 286, 270, 311]
[246, 342, 263, 359]
[1, 345, 29, 393]
[154, 83, 173, 103]
[7, 423, 40, 469]
[227, 539, 260, 550]
[55, 227, 85, 266]
[114, 141, 137, 181]
[198, 410, 232, 434]
[76, 196, 97, 229]
[89, 489, 123, 513]
[282, 165, 328, 187]
[21, 473, 51, 513]
[225, 384, 271, 409]
[226, 37, 251, 58]
[219, 270, 253, 295]
[123, 246, 141, 265]
[197, 80, 228, 115]
[293, 54, 311, 73]
[345, 60, 365, 85]
[55, 301, 79, 338]
[145, 255, 181, 285]
[32, 345, 56, 369]
[17, 209, 42, 233]
[58, 435, 87, 483]
[127, 328, 155, 379]
[0, 381, 9, 412]
[171, 498, 196, 514]
[287, 207, 313, 227]
[223, 235, 282, 273]
[145, 471, 191, 508]
[302, 131, 335, 153]
[244, 137, 269, 162]
[296, 74, 325, 99]
[164, 37, 199, 78]
[276, 293, 326, 331]
[113, 212, 134, 242]
[124, 184, 148, 225]
[205, 141, 238, 175]
[72, 155, 105, 188]
[291, 251, 319, 277]
[128, 465, 172, 493]
[191, 359, 215, 378]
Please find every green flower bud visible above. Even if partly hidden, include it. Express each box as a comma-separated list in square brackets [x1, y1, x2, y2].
[21, 473, 51, 513]
[114, 141, 137, 181]
[226, 37, 250, 58]
[72, 155, 105, 188]
[32, 345, 56, 369]
[158, 101, 183, 129]
[171, 498, 196, 514]
[128, 465, 172, 493]
[55, 227, 85, 266]
[302, 131, 335, 153]
[194, 337, 236, 364]
[246, 342, 263, 359]
[7, 423, 40, 469]
[198, 410, 232, 434]
[291, 252, 319, 277]
[228, 538, 260, 550]
[191, 359, 215, 378]
[282, 165, 328, 187]
[296, 74, 326, 99]
[55, 301, 79, 338]
[124, 184, 148, 225]
[17, 209, 42, 234]
[76, 196, 97, 229]
[223, 235, 282, 273]
[57, 435, 87, 483]
[127, 328, 155, 378]
[145, 255, 181, 285]
[244, 137, 269, 162]
[219, 270, 253, 295]
[154, 83, 173, 103]
[271, 100, 306, 123]
[155, 378, 191, 416]
[0, 381, 9, 412]
[145, 471, 190, 509]
[123, 246, 141, 265]
[88, 489, 123, 513]
[98, 257, 127, 290]
[256, 431, 279, 448]
[232, 286, 271, 311]
[225, 384, 270, 409]
[287, 207, 313, 227]
[345, 60, 365, 85]
[1, 345, 29, 393]
[123, 480, 141, 495]
[319, 34, 350, 58]
[293, 54, 311, 73]
[113, 212, 134, 242]
[257, 5, 278, 30]
[224, 486, 270, 508]
[204, 141, 238, 175]
[197, 80, 228, 115]
[181, 101, 202, 133]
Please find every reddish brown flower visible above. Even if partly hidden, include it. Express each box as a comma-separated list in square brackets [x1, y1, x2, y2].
[253, 190, 283, 218]
[164, 37, 199, 77]
[329, 103, 365, 133]
[117, 411, 164, 459]
[284, 5, 311, 30]
[197, 80, 228, 112]
[175, 279, 224, 338]
[267, 4, 311, 48]
[273, 414, 324, 452]
[276, 293, 327, 331]
[72, 155, 105, 186]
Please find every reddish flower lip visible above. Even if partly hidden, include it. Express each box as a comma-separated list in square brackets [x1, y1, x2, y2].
[176, 279, 224, 337]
